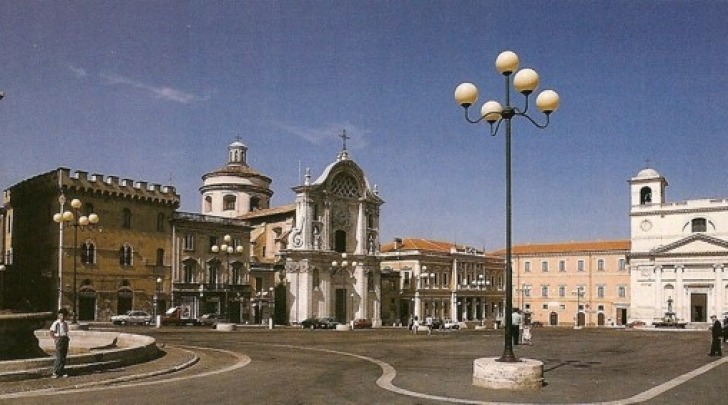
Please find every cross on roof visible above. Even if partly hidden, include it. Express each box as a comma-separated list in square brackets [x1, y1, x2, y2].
[339, 130, 350, 151]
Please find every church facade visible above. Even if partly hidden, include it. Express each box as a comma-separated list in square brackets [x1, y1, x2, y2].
[628, 168, 728, 324]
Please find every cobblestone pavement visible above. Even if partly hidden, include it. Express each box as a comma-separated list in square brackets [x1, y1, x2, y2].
[1, 326, 727, 404]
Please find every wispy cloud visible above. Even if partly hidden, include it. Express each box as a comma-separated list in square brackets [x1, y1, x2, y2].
[67, 64, 88, 78]
[274, 122, 370, 150]
[100, 73, 202, 104]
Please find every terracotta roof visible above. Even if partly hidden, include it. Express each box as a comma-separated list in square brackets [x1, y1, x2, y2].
[239, 204, 296, 220]
[491, 240, 630, 255]
[381, 238, 466, 253]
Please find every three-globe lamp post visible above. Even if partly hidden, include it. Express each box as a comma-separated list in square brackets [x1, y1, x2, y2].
[53, 196, 100, 324]
[454, 50, 559, 362]
[212, 234, 244, 323]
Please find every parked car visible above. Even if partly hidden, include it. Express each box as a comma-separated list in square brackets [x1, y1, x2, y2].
[318, 317, 341, 329]
[301, 317, 324, 329]
[627, 320, 646, 328]
[353, 318, 372, 329]
[443, 319, 460, 330]
[197, 313, 220, 328]
[160, 306, 199, 326]
[111, 310, 152, 325]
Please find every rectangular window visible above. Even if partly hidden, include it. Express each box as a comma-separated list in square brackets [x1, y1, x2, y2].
[577, 260, 585, 272]
[524, 286, 531, 297]
[183, 234, 195, 251]
[559, 285, 566, 297]
[442, 273, 449, 288]
[541, 285, 549, 297]
[542, 304, 548, 310]
[618, 259, 626, 271]
[597, 285, 605, 298]
[618, 286, 626, 298]
[541, 261, 548, 272]
[209, 236, 218, 251]
[597, 259, 605, 271]
[559, 260, 566, 272]
[403, 271, 411, 289]
[524, 262, 531, 272]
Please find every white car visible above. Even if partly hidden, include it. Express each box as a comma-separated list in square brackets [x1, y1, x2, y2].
[443, 319, 461, 330]
[111, 310, 152, 325]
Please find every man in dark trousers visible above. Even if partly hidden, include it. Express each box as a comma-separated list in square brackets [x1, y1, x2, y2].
[709, 315, 722, 357]
[50, 308, 70, 377]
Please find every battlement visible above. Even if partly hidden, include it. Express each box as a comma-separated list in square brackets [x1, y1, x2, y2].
[59, 168, 180, 206]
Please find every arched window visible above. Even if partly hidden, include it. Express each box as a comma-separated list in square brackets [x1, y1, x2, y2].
[81, 240, 96, 264]
[640, 187, 652, 205]
[119, 243, 133, 266]
[691, 218, 707, 233]
[208, 262, 219, 285]
[182, 260, 196, 283]
[204, 195, 212, 213]
[312, 268, 320, 289]
[250, 196, 260, 211]
[122, 208, 132, 229]
[223, 195, 236, 211]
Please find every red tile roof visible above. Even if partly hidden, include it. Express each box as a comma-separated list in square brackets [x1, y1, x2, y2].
[491, 240, 630, 255]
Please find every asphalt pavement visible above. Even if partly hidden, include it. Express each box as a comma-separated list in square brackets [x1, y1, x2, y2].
[1, 325, 726, 404]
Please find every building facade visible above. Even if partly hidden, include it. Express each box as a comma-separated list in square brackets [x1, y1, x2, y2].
[380, 238, 505, 326]
[2, 168, 180, 320]
[505, 241, 630, 327]
[628, 167, 728, 324]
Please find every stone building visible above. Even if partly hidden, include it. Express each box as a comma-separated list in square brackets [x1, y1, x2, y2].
[504, 240, 630, 327]
[2, 168, 179, 320]
[380, 238, 505, 326]
[628, 167, 728, 325]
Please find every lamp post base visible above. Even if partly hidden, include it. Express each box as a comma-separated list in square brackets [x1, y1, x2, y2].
[473, 357, 544, 390]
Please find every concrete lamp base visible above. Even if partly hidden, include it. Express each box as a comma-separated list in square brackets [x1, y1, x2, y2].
[473, 357, 544, 390]
[215, 322, 236, 332]
[335, 324, 351, 331]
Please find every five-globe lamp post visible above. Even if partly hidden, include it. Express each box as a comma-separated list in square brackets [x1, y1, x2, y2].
[53, 196, 100, 324]
[454, 50, 559, 362]
[211, 234, 244, 323]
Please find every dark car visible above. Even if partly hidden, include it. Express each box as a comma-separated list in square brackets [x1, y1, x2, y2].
[353, 318, 372, 329]
[318, 317, 341, 329]
[301, 317, 324, 329]
[197, 313, 220, 328]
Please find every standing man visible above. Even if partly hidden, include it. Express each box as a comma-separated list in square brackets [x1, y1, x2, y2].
[511, 308, 523, 345]
[709, 315, 722, 357]
[50, 308, 70, 378]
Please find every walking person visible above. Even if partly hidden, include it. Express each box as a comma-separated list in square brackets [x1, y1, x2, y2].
[709, 315, 722, 357]
[50, 308, 70, 378]
[722, 315, 728, 343]
[412, 316, 420, 335]
[511, 308, 523, 345]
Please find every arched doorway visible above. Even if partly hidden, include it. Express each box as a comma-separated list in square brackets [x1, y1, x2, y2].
[78, 285, 96, 321]
[577, 312, 586, 327]
[117, 287, 134, 314]
[597, 312, 605, 326]
[273, 284, 287, 325]
[549, 311, 558, 326]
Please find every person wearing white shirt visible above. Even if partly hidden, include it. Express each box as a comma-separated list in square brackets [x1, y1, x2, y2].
[49, 308, 70, 378]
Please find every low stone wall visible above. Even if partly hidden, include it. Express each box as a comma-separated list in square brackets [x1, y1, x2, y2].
[0, 330, 158, 379]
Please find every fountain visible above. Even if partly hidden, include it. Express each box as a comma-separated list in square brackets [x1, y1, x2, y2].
[652, 297, 687, 329]
[0, 311, 54, 360]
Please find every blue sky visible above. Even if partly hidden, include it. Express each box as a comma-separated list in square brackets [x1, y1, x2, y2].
[2, 1, 728, 251]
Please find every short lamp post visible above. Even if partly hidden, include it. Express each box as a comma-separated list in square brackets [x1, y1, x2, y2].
[473, 275, 489, 321]
[455, 50, 559, 362]
[154, 277, 162, 318]
[268, 286, 275, 329]
[53, 196, 100, 324]
[212, 234, 244, 323]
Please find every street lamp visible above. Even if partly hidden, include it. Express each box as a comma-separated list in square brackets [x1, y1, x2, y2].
[0, 264, 6, 309]
[331, 253, 358, 324]
[52, 196, 100, 324]
[455, 50, 559, 363]
[154, 277, 162, 319]
[212, 234, 244, 323]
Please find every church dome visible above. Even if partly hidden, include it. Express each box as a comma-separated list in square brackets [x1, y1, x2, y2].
[635, 168, 661, 179]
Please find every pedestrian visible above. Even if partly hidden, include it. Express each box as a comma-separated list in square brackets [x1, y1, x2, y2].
[723, 316, 728, 343]
[709, 315, 722, 357]
[412, 316, 420, 335]
[511, 308, 523, 345]
[522, 323, 533, 345]
[50, 308, 70, 378]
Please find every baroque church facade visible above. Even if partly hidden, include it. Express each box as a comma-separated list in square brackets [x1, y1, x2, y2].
[195, 139, 384, 326]
[628, 168, 728, 324]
